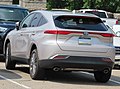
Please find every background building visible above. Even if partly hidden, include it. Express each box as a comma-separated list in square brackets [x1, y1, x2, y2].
[0, 0, 46, 10]
[0, 0, 12, 5]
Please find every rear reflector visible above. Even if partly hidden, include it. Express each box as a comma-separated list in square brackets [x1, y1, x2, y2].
[50, 55, 69, 59]
[116, 20, 119, 24]
[44, 30, 115, 37]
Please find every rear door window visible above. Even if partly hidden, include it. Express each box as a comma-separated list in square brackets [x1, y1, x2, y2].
[20, 13, 35, 28]
[30, 13, 42, 27]
[30, 13, 47, 27]
[54, 16, 108, 31]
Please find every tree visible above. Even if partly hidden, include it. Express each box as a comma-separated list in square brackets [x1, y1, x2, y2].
[66, 0, 83, 10]
[46, 0, 120, 12]
[47, 0, 67, 10]
[47, 0, 83, 10]
[83, 0, 120, 12]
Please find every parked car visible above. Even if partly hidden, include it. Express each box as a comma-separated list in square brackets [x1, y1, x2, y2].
[73, 9, 118, 28]
[112, 25, 120, 68]
[4, 10, 115, 83]
[0, 5, 29, 57]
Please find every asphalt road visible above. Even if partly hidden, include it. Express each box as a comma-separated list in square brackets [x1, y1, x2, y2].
[0, 61, 120, 89]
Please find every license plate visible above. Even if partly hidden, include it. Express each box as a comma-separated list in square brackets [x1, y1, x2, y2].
[78, 38, 91, 45]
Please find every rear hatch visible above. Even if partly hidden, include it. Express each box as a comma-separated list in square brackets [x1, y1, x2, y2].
[54, 15, 114, 53]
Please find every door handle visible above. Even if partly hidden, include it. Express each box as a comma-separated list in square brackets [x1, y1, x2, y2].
[31, 33, 35, 35]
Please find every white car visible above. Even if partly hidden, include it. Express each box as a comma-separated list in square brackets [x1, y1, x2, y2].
[4, 10, 115, 82]
[74, 9, 118, 29]
[113, 25, 120, 68]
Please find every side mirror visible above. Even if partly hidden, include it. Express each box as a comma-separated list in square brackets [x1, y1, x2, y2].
[16, 22, 20, 30]
[22, 24, 28, 28]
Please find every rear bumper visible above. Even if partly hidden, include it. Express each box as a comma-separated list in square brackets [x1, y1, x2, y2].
[39, 56, 114, 71]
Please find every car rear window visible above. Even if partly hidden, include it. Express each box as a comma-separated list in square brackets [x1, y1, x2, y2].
[54, 16, 108, 31]
[85, 11, 107, 18]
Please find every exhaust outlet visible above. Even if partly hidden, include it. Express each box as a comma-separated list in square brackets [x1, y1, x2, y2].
[103, 68, 110, 74]
[53, 67, 61, 72]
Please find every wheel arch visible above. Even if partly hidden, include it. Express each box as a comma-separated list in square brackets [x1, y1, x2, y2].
[30, 44, 37, 53]
[28, 43, 37, 63]
[4, 39, 10, 55]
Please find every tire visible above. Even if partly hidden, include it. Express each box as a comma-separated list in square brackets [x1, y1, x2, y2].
[5, 43, 16, 69]
[118, 65, 120, 69]
[94, 70, 112, 83]
[29, 49, 45, 80]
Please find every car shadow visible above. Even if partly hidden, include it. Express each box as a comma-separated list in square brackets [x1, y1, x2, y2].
[46, 71, 120, 86]
[15, 66, 120, 86]
[0, 56, 5, 62]
[0, 69, 22, 80]
[15, 66, 29, 74]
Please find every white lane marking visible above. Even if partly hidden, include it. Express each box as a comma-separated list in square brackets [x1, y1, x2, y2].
[81, 71, 120, 85]
[110, 79, 120, 85]
[0, 75, 31, 89]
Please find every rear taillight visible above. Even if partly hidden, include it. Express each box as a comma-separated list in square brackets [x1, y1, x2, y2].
[44, 30, 58, 34]
[100, 33, 115, 37]
[89, 32, 115, 37]
[44, 30, 115, 37]
[44, 30, 82, 35]
[116, 20, 119, 24]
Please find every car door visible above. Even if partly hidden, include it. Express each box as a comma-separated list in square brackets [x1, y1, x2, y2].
[20, 13, 43, 58]
[12, 13, 35, 58]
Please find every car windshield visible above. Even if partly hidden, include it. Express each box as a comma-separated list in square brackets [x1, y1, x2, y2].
[0, 8, 28, 22]
[54, 16, 108, 31]
[85, 11, 107, 18]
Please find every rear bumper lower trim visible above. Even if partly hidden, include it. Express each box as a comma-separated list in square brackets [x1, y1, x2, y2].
[38, 56, 114, 71]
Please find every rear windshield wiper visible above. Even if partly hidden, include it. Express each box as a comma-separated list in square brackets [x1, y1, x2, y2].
[6, 19, 20, 22]
[0, 19, 7, 21]
[0, 19, 20, 22]
[64, 26, 86, 30]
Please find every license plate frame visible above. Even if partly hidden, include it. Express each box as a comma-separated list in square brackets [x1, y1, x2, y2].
[78, 38, 91, 45]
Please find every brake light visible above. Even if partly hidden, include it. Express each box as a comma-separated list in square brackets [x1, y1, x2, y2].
[44, 30, 83, 35]
[44, 30, 58, 34]
[116, 20, 119, 24]
[100, 33, 115, 37]
[44, 30, 115, 37]
[89, 32, 115, 37]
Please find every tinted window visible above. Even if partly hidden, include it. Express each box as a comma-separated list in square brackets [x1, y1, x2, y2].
[21, 13, 35, 28]
[30, 13, 42, 27]
[0, 8, 28, 22]
[54, 16, 108, 31]
[38, 16, 47, 26]
[85, 11, 107, 18]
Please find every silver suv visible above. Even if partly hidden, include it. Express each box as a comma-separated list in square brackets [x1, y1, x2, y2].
[4, 11, 115, 83]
